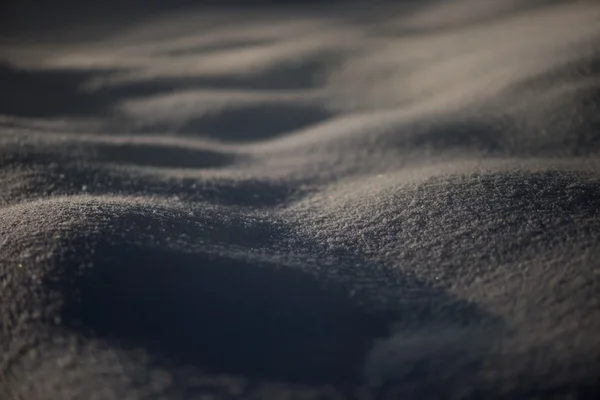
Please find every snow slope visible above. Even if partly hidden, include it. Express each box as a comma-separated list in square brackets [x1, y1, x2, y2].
[1, 0, 600, 398]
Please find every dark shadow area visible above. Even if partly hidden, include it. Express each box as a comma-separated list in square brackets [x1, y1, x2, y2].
[171, 178, 305, 207]
[390, 106, 600, 158]
[0, 144, 305, 208]
[1, 0, 384, 37]
[48, 230, 500, 388]
[0, 55, 333, 123]
[571, 86, 600, 155]
[31, 199, 503, 390]
[58, 244, 387, 386]
[400, 118, 509, 154]
[89, 142, 235, 169]
[0, 63, 118, 118]
[73, 168, 305, 208]
[171, 103, 332, 142]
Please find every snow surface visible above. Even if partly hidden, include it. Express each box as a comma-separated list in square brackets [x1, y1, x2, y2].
[1, 0, 600, 398]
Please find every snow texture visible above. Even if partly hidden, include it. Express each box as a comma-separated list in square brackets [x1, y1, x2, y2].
[1, 0, 600, 398]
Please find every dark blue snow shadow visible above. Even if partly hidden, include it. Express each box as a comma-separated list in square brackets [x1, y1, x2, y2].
[0, 54, 335, 127]
[0, 141, 308, 208]
[166, 102, 333, 142]
[88, 142, 235, 169]
[44, 209, 502, 391]
[0, 63, 119, 118]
